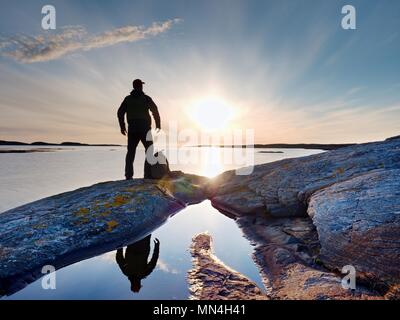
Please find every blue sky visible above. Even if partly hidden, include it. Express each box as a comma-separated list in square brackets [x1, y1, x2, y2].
[0, 0, 399, 144]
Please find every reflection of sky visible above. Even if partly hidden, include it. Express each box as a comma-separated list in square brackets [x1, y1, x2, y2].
[4, 201, 264, 300]
[0, 0, 399, 144]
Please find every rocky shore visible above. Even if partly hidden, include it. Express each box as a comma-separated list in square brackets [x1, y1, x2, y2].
[208, 136, 400, 299]
[0, 173, 207, 296]
[1, 136, 399, 299]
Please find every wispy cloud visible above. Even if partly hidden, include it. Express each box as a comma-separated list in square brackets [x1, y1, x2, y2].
[0, 18, 181, 63]
[157, 259, 180, 274]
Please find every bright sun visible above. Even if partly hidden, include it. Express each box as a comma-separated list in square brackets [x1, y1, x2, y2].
[188, 97, 235, 131]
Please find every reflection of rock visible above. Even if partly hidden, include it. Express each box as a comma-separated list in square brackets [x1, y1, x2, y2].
[188, 233, 268, 300]
[0, 173, 207, 296]
[236, 215, 381, 300]
[209, 137, 400, 299]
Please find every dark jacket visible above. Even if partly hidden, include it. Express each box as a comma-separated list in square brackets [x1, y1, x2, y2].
[116, 236, 160, 280]
[117, 90, 161, 131]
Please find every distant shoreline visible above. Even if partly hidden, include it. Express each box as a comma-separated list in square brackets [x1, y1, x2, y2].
[0, 140, 355, 150]
[258, 150, 284, 154]
[0, 148, 64, 154]
[0, 140, 122, 147]
[192, 143, 356, 150]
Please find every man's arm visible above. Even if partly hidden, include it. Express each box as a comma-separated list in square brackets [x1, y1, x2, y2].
[147, 96, 161, 129]
[117, 98, 128, 135]
[144, 238, 160, 277]
[116, 248, 125, 268]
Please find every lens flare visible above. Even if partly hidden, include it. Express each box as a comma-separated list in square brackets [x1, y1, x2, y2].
[188, 97, 235, 131]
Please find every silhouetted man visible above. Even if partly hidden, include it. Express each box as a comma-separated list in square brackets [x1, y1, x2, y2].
[117, 79, 161, 180]
[116, 235, 160, 293]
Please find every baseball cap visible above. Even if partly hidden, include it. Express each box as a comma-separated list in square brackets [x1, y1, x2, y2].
[133, 79, 145, 86]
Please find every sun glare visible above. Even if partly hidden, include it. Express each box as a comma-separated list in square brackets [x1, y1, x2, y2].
[188, 97, 235, 131]
[200, 147, 224, 178]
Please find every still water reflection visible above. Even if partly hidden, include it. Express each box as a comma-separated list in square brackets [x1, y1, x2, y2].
[116, 235, 160, 293]
[5, 201, 266, 299]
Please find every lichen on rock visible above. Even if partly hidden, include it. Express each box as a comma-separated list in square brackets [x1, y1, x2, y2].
[0, 173, 208, 296]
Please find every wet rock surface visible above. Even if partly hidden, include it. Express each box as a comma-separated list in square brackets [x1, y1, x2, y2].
[236, 215, 382, 299]
[1, 136, 399, 299]
[308, 169, 400, 293]
[209, 137, 400, 218]
[0, 173, 208, 296]
[209, 137, 400, 299]
[188, 233, 268, 300]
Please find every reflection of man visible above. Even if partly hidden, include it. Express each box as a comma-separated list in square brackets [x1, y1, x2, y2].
[117, 79, 161, 180]
[116, 235, 160, 293]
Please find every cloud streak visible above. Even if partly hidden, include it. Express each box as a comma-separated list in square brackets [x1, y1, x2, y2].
[0, 19, 181, 63]
[157, 259, 180, 274]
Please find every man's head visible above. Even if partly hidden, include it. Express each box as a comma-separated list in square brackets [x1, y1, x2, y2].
[132, 79, 145, 91]
[129, 277, 142, 293]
